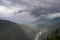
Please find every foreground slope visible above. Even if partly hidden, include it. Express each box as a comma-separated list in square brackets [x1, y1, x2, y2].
[0, 20, 31, 40]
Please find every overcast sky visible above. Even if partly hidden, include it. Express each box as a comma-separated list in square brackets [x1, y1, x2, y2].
[0, 0, 60, 24]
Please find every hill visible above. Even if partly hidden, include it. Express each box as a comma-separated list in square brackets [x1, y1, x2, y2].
[0, 20, 32, 40]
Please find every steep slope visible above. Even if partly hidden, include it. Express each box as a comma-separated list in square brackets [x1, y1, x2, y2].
[19, 24, 34, 40]
[0, 20, 32, 40]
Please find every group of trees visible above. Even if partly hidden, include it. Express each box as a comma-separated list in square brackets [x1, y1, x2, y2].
[44, 28, 60, 40]
[38, 28, 60, 40]
[38, 23, 60, 40]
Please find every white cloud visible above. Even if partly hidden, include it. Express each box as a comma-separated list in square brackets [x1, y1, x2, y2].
[45, 13, 60, 19]
[18, 12, 37, 21]
[12, 12, 38, 24]
[0, 5, 21, 19]
[0, 6, 13, 14]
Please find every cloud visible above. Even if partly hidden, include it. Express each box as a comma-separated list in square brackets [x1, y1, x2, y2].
[0, 0, 37, 24]
[0, 5, 36, 24]
[45, 13, 60, 19]
[0, 5, 21, 19]
[9, 0, 60, 19]
[30, 5, 60, 18]
[0, 0, 60, 24]
[18, 0, 59, 19]
[11, 12, 37, 24]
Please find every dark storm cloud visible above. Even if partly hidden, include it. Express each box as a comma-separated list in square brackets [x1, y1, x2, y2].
[6, 0, 30, 6]
[8, 0, 60, 18]
[0, 0, 60, 24]
[30, 6, 60, 18]
[29, 0, 60, 18]
[0, 0, 60, 18]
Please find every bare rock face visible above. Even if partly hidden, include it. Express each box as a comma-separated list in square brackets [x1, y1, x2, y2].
[0, 20, 31, 40]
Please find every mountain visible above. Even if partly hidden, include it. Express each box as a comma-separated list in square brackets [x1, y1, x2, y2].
[30, 17, 60, 31]
[32, 17, 60, 25]
[51, 17, 60, 23]
[34, 17, 60, 40]
[0, 20, 32, 40]
[32, 18, 51, 25]
[19, 24, 34, 40]
[35, 23, 60, 40]
[31, 17, 60, 40]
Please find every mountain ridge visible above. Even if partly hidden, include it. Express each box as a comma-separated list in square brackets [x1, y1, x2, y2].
[0, 20, 32, 40]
